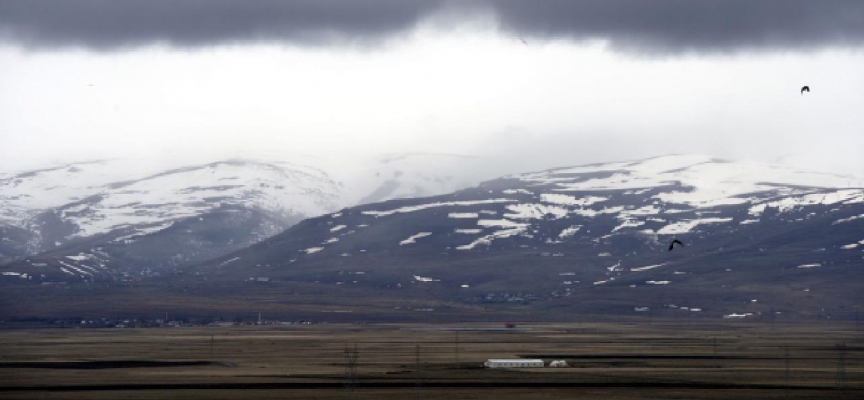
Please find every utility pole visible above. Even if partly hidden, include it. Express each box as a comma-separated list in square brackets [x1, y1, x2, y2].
[713, 337, 718, 368]
[784, 346, 790, 399]
[415, 343, 421, 400]
[836, 343, 847, 391]
[854, 309, 859, 328]
[343, 343, 358, 390]
[455, 331, 459, 362]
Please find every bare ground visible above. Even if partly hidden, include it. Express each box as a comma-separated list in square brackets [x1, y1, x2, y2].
[0, 320, 861, 399]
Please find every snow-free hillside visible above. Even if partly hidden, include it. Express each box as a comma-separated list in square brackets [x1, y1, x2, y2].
[0, 153, 496, 271]
[184, 155, 864, 319]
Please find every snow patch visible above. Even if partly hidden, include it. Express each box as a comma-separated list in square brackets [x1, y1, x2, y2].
[400, 232, 432, 245]
[330, 225, 347, 232]
[58, 260, 92, 276]
[303, 247, 324, 254]
[571, 206, 625, 218]
[797, 263, 821, 269]
[66, 253, 94, 261]
[448, 212, 478, 219]
[558, 225, 581, 238]
[456, 228, 525, 250]
[502, 189, 533, 195]
[540, 193, 607, 206]
[478, 219, 530, 229]
[657, 218, 732, 235]
[112, 221, 175, 243]
[362, 199, 516, 217]
[723, 313, 753, 318]
[833, 214, 864, 225]
[612, 219, 645, 232]
[219, 257, 240, 266]
[456, 220, 529, 250]
[504, 203, 568, 220]
[631, 263, 666, 272]
[413, 275, 440, 282]
[749, 190, 864, 217]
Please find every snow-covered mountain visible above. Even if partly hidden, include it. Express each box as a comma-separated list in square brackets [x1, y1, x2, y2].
[178, 154, 863, 319]
[0, 153, 495, 272]
[4, 154, 863, 320]
[234, 154, 863, 257]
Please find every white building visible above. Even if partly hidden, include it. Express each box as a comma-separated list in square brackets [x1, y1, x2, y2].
[483, 359, 544, 368]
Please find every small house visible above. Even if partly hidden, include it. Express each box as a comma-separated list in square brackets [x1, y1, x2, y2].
[483, 359, 544, 368]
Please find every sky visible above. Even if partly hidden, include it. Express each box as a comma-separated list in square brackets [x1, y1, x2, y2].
[2, 0, 864, 177]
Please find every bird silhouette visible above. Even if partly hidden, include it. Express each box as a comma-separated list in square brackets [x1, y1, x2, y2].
[668, 239, 684, 251]
[801, 86, 810, 94]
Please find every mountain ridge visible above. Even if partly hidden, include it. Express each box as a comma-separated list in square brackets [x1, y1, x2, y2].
[2, 154, 862, 321]
[0, 153, 496, 269]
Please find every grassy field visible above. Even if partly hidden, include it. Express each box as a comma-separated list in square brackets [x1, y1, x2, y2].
[0, 320, 861, 399]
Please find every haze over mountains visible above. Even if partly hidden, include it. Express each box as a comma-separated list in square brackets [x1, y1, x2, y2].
[0, 153, 495, 270]
[2, 154, 863, 321]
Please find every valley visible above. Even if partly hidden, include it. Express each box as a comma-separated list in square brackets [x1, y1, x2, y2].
[0, 321, 861, 399]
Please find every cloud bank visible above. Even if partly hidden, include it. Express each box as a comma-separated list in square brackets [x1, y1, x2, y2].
[1, 0, 863, 53]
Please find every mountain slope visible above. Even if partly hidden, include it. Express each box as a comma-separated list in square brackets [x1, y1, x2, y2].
[0, 153, 495, 277]
[3, 154, 862, 321]
[188, 155, 864, 319]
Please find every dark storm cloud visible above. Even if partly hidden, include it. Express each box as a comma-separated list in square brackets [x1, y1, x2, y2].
[1, 0, 862, 52]
[0, 0, 446, 50]
[488, 0, 864, 53]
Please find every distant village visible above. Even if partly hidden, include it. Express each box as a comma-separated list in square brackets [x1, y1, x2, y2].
[2, 316, 321, 329]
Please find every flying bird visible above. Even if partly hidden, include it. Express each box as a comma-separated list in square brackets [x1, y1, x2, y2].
[800, 86, 810, 94]
[668, 239, 684, 251]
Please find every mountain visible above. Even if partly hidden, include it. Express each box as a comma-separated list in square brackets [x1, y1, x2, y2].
[184, 155, 863, 320]
[3, 154, 862, 321]
[0, 153, 494, 278]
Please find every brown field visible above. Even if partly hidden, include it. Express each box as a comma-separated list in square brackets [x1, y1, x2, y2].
[0, 320, 861, 399]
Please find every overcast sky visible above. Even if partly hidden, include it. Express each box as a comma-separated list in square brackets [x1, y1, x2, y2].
[2, 0, 863, 176]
